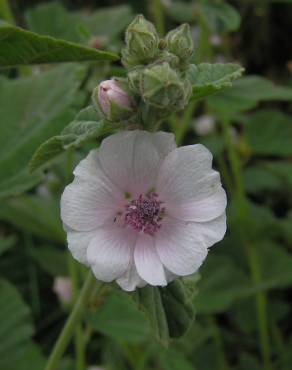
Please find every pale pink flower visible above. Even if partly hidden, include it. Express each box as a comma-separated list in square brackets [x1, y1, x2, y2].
[61, 131, 227, 291]
[53, 277, 72, 304]
[96, 79, 132, 116]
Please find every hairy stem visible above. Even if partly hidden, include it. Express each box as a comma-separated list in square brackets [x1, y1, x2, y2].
[45, 272, 97, 370]
[220, 114, 272, 370]
[149, 0, 165, 36]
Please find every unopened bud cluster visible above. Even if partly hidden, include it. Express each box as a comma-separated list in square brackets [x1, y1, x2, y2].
[92, 15, 194, 126]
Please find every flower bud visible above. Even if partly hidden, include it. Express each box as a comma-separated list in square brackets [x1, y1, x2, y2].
[128, 66, 144, 94]
[53, 277, 72, 305]
[92, 79, 134, 122]
[140, 62, 191, 111]
[165, 23, 194, 63]
[122, 15, 160, 68]
[194, 115, 216, 136]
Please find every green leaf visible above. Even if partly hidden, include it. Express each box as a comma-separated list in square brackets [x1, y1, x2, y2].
[208, 76, 292, 114]
[26, 3, 133, 42]
[0, 21, 118, 67]
[30, 245, 68, 276]
[243, 161, 292, 193]
[199, 2, 241, 33]
[163, 1, 196, 23]
[135, 280, 195, 344]
[90, 290, 150, 343]
[0, 65, 84, 199]
[135, 286, 169, 345]
[159, 348, 195, 370]
[0, 195, 64, 243]
[187, 63, 244, 101]
[257, 241, 292, 290]
[160, 280, 195, 338]
[244, 110, 292, 156]
[0, 279, 34, 369]
[6, 343, 46, 370]
[195, 254, 251, 314]
[29, 106, 108, 172]
[0, 235, 17, 257]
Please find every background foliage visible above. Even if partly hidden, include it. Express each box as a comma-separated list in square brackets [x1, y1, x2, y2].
[0, 1, 292, 369]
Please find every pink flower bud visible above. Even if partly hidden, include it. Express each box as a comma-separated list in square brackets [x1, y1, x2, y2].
[53, 277, 72, 304]
[97, 79, 132, 116]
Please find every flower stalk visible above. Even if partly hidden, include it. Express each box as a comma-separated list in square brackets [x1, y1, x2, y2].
[45, 271, 98, 370]
[220, 114, 272, 370]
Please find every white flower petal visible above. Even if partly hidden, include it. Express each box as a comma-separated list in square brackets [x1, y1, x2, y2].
[67, 229, 97, 265]
[99, 131, 176, 195]
[87, 226, 136, 282]
[134, 233, 167, 286]
[61, 151, 124, 232]
[155, 217, 208, 276]
[157, 144, 226, 221]
[190, 213, 227, 248]
[116, 262, 146, 291]
[167, 187, 227, 222]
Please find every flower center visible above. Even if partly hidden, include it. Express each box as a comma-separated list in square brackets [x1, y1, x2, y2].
[124, 192, 165, 235]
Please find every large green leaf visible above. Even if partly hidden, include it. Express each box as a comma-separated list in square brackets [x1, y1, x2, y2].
[208, 76, 292, 114]
[31, 245, 68, 276]
[243, 161, 292, 194]
[195, 254, 251, 314]
[257, 241, 292, 290]
[26, 2, 133, 42]
[6, 343, 46, 370]
[0, 65, 83, 199]
[0, 279, 34, 369]
[244, 110, 292, 156]
[0, 21, 118, 67]
[187, 63, 244, 101]
[0, 195, 65, 243]
[29, 106, 110, 172]
[199, 1, 241, 33]
[90, 290, 150, 343]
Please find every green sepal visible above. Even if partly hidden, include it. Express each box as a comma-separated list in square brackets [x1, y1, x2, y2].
[122, 14, 160, 68]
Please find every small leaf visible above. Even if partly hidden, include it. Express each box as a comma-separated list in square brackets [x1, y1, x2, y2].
[0, 21, 119, 67]
[0, 279, 34, 369]
[187, 63, 244, 101]
[135, 286, 169, 346]
[160, 280, 195, 338]
[29, 106, 109, 172]
[135, 280, 196, 344]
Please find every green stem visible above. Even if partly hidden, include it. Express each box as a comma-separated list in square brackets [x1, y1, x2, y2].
[207, 316, 230, 370]
[0, 0, 14, 24]
[45, 271, 97, 370]
[68, 257, 86, 370]
[149, 0, 165, 36]
[220, 114, 272, 370]
[174, 100, 197, 145]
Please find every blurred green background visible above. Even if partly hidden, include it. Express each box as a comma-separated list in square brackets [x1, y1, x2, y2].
[0, 1, 292, 370]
